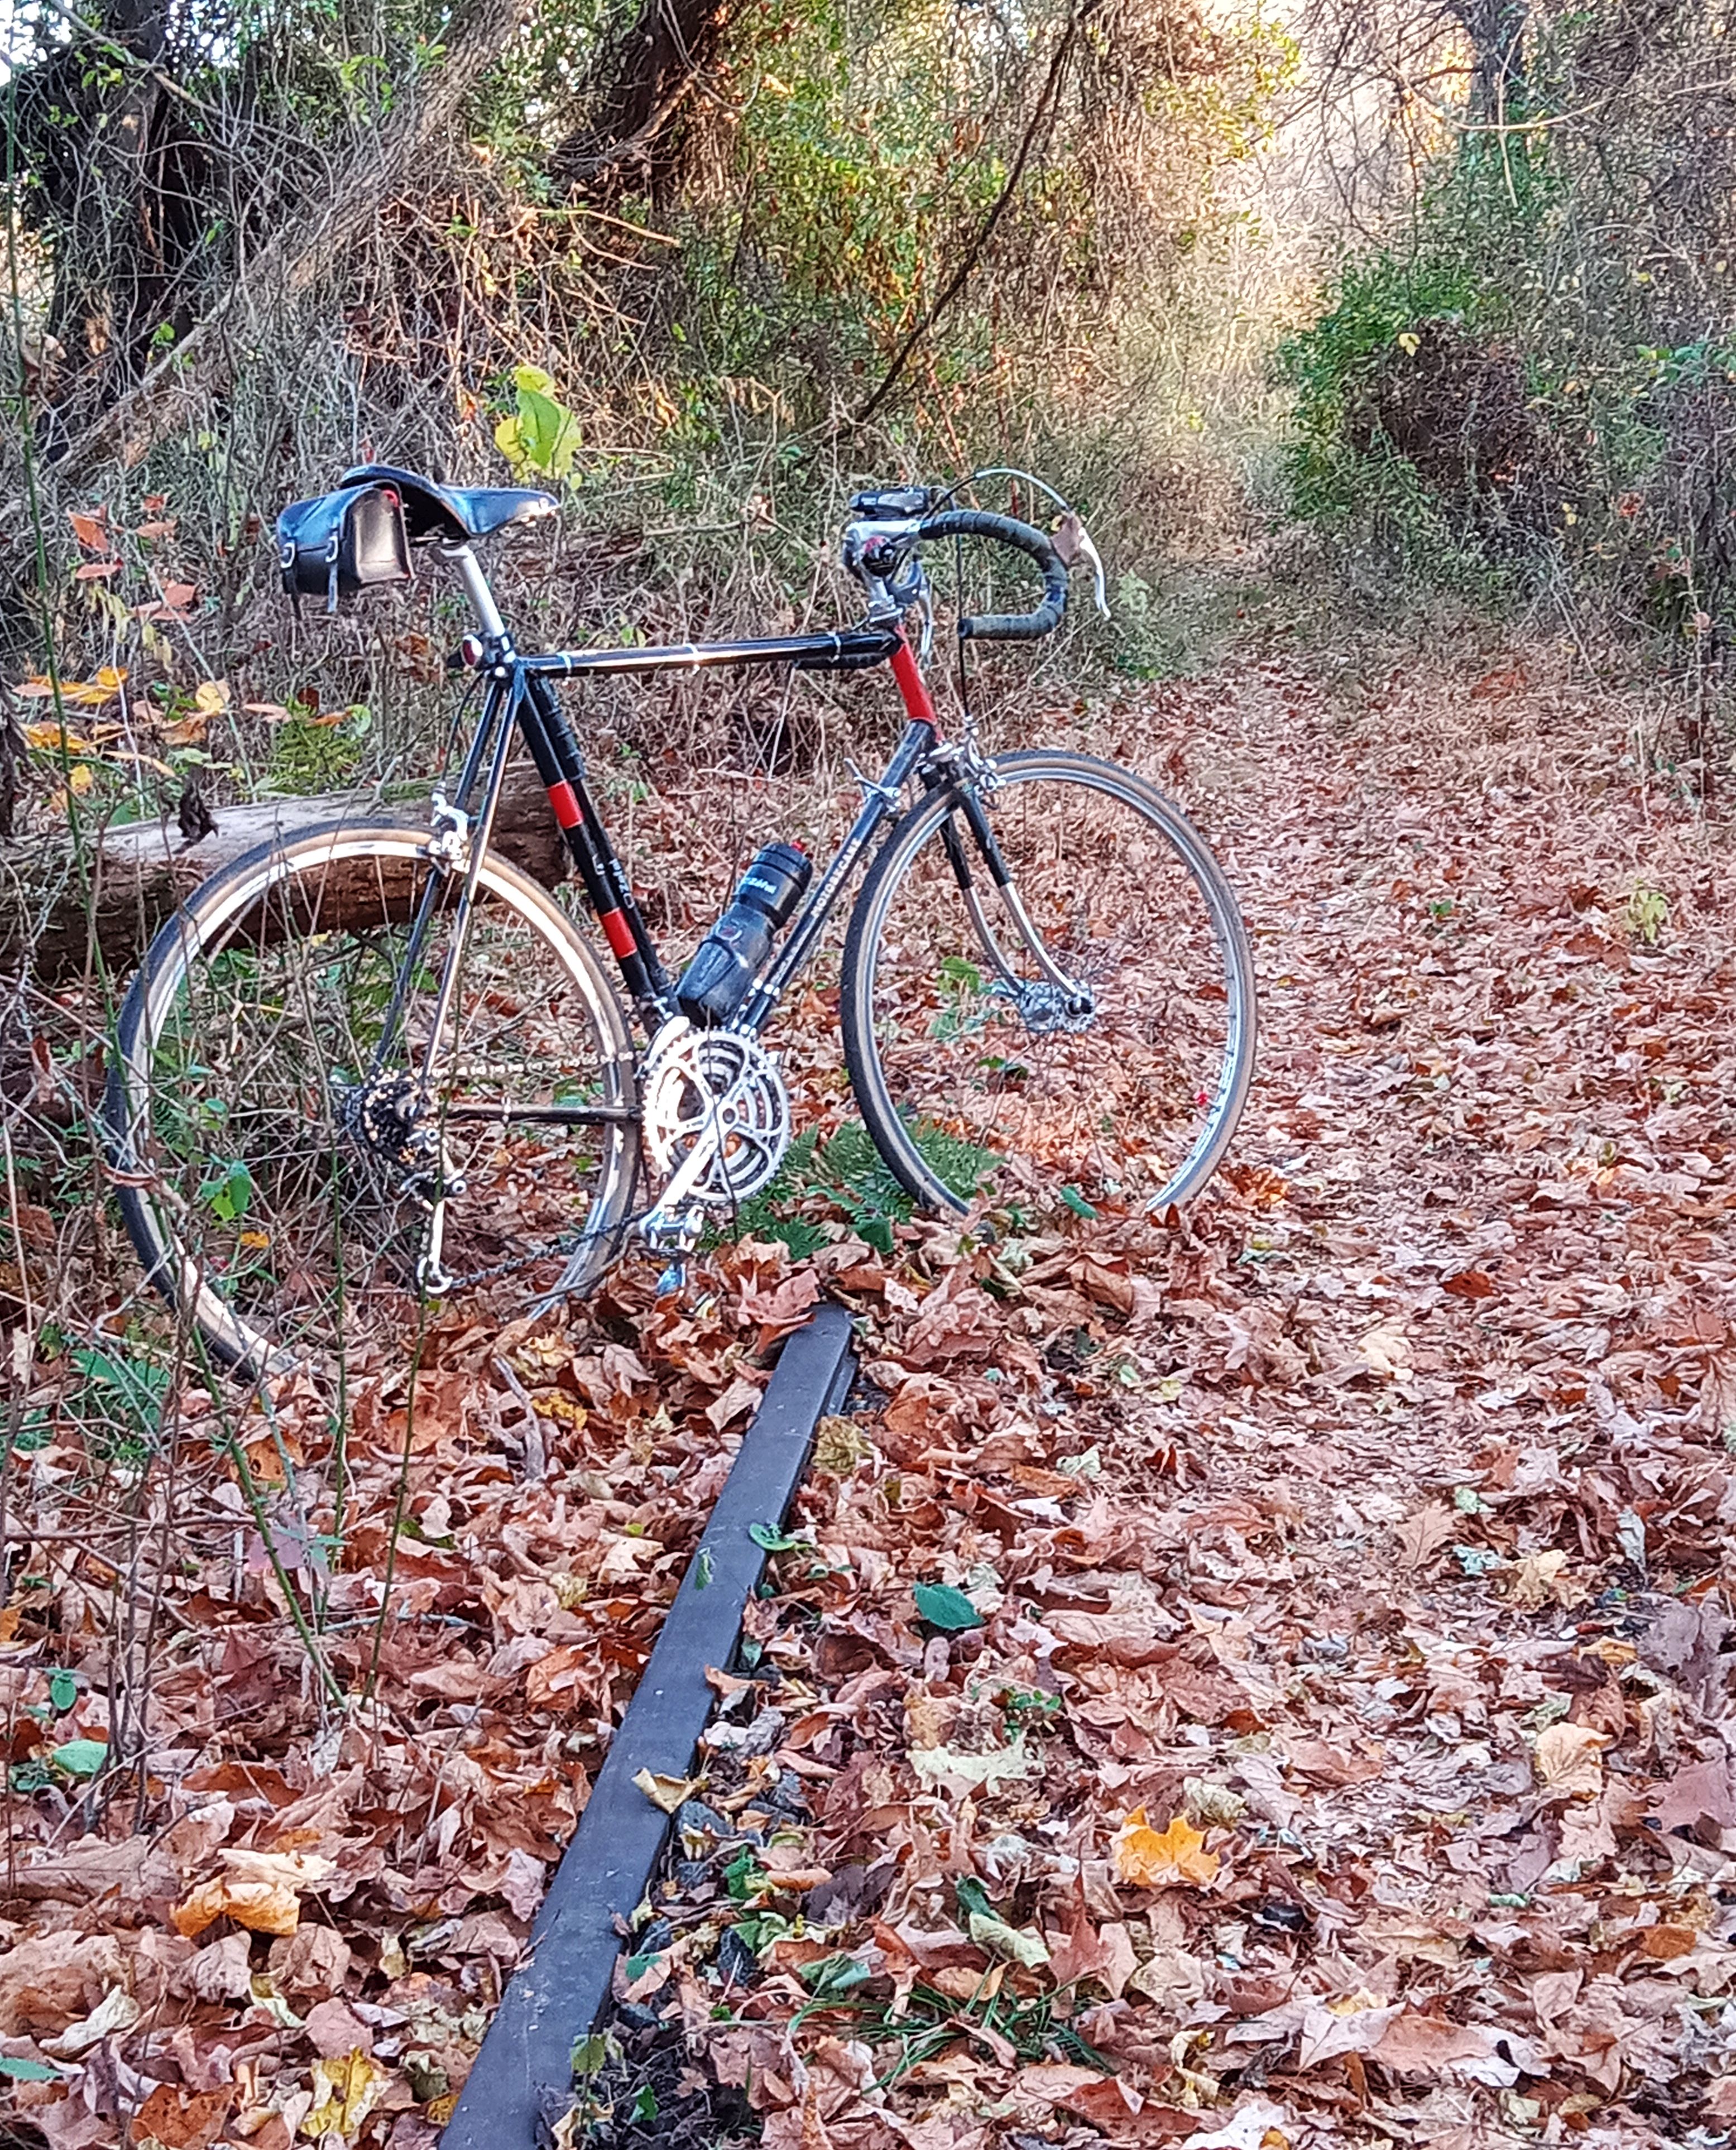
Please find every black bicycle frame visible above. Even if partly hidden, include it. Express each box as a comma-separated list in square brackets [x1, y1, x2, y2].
[370, 613, 934, 1119]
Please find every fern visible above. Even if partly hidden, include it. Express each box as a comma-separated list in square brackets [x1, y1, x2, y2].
[718, 1118, 996, 1260]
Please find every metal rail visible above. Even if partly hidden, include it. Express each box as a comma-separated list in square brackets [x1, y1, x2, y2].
[442, 1304, 857, 2147]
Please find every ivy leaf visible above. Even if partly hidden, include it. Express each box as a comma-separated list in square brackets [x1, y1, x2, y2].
[953, 1875, 991, 1919]
[749, 1523, 803, 1552]
[913, 1582, 983, 1631]
[199, 1159, 253, 1223]
[0, 2058, 58, 2082]
[1058, 1184, 1099, 1220]
[50, 1739, 109, 1780]
[49, 1671, 76, 1716]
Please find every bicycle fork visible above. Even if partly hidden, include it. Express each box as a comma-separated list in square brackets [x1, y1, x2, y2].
[938, 782, 1096, 1028]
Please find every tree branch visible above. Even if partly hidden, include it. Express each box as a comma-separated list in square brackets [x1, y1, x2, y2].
[852, 0, 1100, 433]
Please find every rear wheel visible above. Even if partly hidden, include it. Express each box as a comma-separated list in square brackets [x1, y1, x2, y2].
[105, 823, 637, 1379]
[841, 751, 1255, 1219]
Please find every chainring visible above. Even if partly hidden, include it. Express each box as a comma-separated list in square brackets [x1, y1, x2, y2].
[641, 1020, 792, 1210]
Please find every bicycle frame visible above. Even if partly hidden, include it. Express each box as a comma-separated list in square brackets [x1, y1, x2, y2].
[368, 543, 952, 1110]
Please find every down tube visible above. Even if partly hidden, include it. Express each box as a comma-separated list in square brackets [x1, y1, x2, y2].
[738, 717, 935, 1033]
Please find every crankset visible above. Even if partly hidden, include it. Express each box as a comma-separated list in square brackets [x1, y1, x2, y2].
[637, 1019, 791, 1252]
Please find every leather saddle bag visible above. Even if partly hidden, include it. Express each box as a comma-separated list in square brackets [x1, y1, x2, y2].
[277, 482, 411, 613]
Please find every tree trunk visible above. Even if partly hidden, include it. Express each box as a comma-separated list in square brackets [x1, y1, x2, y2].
[0, 0, 525, 541]
[551, 0, 735, 203]
[6, 764, 570, 986]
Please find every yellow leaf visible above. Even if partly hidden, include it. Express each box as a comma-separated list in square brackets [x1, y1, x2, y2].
[303, 2050, 387, 2139]
[172, 1877, 302, 1937]
[68, 764, 94, 795]
[22, 723, 92, 754]
[1397, 331, 1420, 354]
[494, 415, 526, 471]
[193, 679, 231, 716]
[1112, 1808, 1220, 1888]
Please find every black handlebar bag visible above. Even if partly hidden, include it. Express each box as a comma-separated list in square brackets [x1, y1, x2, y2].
[277, 483, 412, 614]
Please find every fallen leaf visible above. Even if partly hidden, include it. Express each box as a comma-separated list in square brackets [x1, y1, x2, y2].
[1369, 2010, 1496, 2077]
[1535, 1722, 1605, 1801]
[128, 2085, 233, 2150]
[1112, 1809, 1220, 1889]
[1505, 1548, 1588, 1609]
[1394, 1503, 1456, 1570]
[632, 1767, 696, 1813]
[909, 1736, 1034, 1793]
[304, 2050, 388, 2139]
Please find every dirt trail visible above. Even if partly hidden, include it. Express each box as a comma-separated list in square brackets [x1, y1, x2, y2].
[979, 641, 1736, 2144]
[2, 637, 1733, 2150]
[660, 642, 1736, 2150]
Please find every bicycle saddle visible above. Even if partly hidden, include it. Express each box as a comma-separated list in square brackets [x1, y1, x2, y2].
[340, 465, 558, 543]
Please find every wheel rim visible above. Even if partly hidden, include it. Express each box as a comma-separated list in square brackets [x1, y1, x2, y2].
[854, 759, 1252, 1217]
[117, 835, 633, 1374]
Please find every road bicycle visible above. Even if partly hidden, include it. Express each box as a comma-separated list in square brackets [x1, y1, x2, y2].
[104, 466, 1257, 1379]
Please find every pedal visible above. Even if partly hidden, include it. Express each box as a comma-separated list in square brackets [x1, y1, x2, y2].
[654, 1260, 687, 1299]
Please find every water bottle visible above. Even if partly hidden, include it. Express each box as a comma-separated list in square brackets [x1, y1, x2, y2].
[676, 842, 813, 1028]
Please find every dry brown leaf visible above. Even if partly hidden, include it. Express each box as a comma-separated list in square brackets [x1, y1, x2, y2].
[1535, 1721, 1606, 1801]
[1393, 1503, 1456, 1571]
[128, 2085, 233, 2150]
[172, 1877, 302, 1938]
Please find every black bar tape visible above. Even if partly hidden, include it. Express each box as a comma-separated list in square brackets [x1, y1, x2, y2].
[917, 508, 1069, 641]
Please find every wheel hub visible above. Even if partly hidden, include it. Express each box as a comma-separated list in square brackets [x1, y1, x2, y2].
[995, 978, 1097, 1035]
[331, 1072, 463, 1209]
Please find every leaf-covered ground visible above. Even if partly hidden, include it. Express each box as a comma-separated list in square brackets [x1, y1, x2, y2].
[2, 636, 1733, 2150]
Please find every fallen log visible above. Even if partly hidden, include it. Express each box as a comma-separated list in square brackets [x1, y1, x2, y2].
[3, 762, 571, 986]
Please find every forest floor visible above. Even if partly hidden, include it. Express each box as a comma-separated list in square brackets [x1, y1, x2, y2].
[2, 622, 1734, 2150]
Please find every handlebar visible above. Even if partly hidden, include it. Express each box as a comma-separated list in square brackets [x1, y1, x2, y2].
[915, 508, 1069, 642]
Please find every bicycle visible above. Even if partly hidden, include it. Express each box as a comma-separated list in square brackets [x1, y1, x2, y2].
[104, 465, 1257, 1379]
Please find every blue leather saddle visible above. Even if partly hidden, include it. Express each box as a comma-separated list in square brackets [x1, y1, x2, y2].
[276, 466, 557, 611]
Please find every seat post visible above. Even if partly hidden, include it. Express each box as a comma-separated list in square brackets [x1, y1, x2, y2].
[446, 543, 513, 652]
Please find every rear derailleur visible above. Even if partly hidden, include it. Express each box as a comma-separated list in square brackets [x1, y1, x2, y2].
[330, 1072, 466, 1294]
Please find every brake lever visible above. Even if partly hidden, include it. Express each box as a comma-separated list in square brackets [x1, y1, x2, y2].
[1054, 511, 1111, 620]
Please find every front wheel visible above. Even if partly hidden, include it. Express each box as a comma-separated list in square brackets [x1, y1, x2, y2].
[841, 751, 1256, 1220]
[105, 823, 638, 1380]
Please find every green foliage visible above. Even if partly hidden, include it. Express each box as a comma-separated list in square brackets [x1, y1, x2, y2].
[493, 365, 582, 480]
[60, 1343, 172, 1462]
[1277, 21, 1736, 672]
[267, 707, 371, 795]
[725, 1116, 991, 1259]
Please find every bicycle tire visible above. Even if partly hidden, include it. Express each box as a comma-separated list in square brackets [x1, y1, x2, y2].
[840, 750, 1257, 1220]
[106, 821, 638, 1380]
